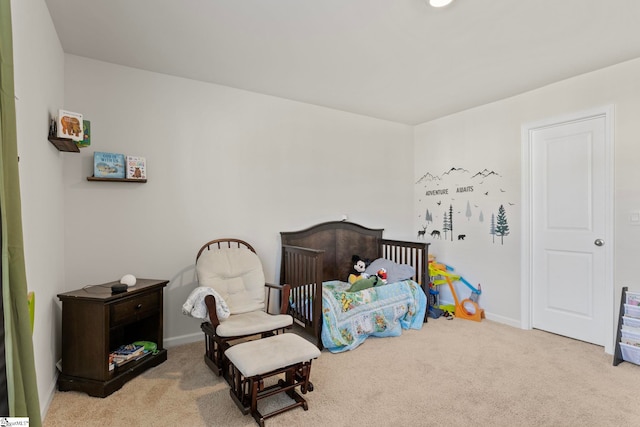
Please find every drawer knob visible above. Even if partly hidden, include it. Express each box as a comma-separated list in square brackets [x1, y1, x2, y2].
[136, 304, 143, 310]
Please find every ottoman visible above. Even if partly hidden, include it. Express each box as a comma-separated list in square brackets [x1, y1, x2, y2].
[225, 333, 321, 426]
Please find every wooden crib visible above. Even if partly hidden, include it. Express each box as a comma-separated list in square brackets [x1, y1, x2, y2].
[280, 221, 430, 348]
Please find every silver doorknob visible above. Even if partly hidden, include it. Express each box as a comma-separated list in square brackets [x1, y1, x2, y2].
[594, 239, 604, 246]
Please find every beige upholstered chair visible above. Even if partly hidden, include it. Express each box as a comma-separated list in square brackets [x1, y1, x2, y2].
[196, 239, 292, 377]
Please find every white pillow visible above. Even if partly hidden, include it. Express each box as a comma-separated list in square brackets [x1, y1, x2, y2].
[365, 258, 415, 284]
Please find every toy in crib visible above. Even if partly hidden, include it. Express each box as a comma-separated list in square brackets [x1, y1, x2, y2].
[376, 268, 387, 284]
[428, 256, 485, 322]
[348, 255, 370, 284]
[346, 255, 388, 292]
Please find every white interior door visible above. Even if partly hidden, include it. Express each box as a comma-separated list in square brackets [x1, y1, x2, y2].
[522, 107, 613, 350]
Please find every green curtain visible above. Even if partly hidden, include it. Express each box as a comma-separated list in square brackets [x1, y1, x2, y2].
[0, 1, 42, 424]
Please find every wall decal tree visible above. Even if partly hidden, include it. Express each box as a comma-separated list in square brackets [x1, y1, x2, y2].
[495, 204, 510, 245]
[449, 204, 454, 241]
[425, 208, 433, 224]
[489, 213, 496, 243]
[443, 210, 451, 240]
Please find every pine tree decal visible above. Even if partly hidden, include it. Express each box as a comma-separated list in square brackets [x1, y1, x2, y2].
[495, 204, 510, 245]
[443, 211, 451, 240]
[425, 209, 433, 224]
[489, 213, 496, 243]
[449, 204, 454, 241]
[465, 201, 472, 221]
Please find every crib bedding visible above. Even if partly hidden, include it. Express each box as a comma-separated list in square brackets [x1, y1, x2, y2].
[320, 279, 427, 353]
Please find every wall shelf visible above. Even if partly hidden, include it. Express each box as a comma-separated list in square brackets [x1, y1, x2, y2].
[87, 176, 147, 183]
[48, 135, 80, 152]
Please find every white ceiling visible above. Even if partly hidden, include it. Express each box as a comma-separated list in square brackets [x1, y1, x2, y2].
[44, 0, 640, 125]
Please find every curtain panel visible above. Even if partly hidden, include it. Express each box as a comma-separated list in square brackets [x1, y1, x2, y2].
[0, 0, 42, 424]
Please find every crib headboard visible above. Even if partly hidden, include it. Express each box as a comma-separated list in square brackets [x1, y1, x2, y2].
[280, 221, 385, 283]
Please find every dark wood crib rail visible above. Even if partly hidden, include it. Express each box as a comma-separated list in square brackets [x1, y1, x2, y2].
[280, 244, 324, 346]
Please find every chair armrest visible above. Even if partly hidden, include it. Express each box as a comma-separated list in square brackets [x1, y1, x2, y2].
[203, 294, 221, 328]
[266, 282, 291, 314]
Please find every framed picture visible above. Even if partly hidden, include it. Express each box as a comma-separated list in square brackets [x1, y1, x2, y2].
[57, 109, 83, 141]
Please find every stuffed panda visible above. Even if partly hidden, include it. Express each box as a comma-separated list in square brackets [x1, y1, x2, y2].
[348, 255, 369, 284]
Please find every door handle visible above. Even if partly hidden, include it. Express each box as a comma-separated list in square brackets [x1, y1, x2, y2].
[594, 239, 604, 246]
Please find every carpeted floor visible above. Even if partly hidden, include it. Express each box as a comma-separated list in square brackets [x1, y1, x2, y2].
[44, 318, 640, 426]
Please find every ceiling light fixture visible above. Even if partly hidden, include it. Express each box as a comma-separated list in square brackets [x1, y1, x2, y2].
[429, 0, 453, 7]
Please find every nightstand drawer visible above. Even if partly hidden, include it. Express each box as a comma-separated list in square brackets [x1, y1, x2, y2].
[110, 292, 159, 325]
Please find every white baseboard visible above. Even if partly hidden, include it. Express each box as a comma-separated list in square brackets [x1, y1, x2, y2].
[436, 298, 521, 328]
[164, 332, 202, 348]
[41, 370, 59, 422]
[483, 311, 521, 328]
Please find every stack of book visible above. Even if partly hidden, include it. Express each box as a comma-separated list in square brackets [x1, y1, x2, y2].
[109, 343, 150, 371]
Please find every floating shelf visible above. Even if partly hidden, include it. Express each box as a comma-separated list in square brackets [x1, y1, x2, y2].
[87, 176, 147, 183]
[48, 135, 80, 152]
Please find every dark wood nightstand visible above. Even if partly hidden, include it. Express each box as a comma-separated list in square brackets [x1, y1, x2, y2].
[57, 278, 168, 397]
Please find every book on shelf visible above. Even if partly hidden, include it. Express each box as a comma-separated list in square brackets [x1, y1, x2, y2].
[93, 151, 126, 178]
[109, 343, 150, 368]
[626, 291, 640, 306]
[126, 155, 146, 179]
[57, 109, 84, 141]
[621, 336, 640, 347]
[114, 343, 145, 355]
[113, 351, 151, 368]
[77, 120, 91, 148]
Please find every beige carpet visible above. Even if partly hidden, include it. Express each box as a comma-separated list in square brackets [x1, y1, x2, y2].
[44, 319, 640, 426]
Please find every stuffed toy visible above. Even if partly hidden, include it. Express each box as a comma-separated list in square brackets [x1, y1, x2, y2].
[348, 255, 369, 284]
[347, 276, 378, 292]
[376, 268, 387, 284]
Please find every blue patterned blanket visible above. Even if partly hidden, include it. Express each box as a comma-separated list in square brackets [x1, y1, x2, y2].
[320, 279, 427, 353]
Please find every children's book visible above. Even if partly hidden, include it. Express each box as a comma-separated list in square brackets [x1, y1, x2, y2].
[110, 344, 147, 367]
[113, 344, 144, 355]
[57, 109, 84, 141]
[126, 156, 146, 179]
[626, 292, 640, 306]
[76, 120, 91, 148]
[93, 152, 126, 178]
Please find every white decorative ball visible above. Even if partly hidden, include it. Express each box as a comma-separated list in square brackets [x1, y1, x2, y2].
[120, 274, 137, 287]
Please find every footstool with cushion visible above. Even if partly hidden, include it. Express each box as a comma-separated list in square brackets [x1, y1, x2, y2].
[225, 333, 321, 426]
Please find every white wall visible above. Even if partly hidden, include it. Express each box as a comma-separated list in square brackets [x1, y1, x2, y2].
[415, 57, 640, 334]
[11, 0, 65, 418]
[61, 54, 415, 346]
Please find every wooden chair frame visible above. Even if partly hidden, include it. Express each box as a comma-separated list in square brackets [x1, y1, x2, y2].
[196, 238, 292, 379]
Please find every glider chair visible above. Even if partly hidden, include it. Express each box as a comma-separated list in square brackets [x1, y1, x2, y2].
[196, 238, 293, 378]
